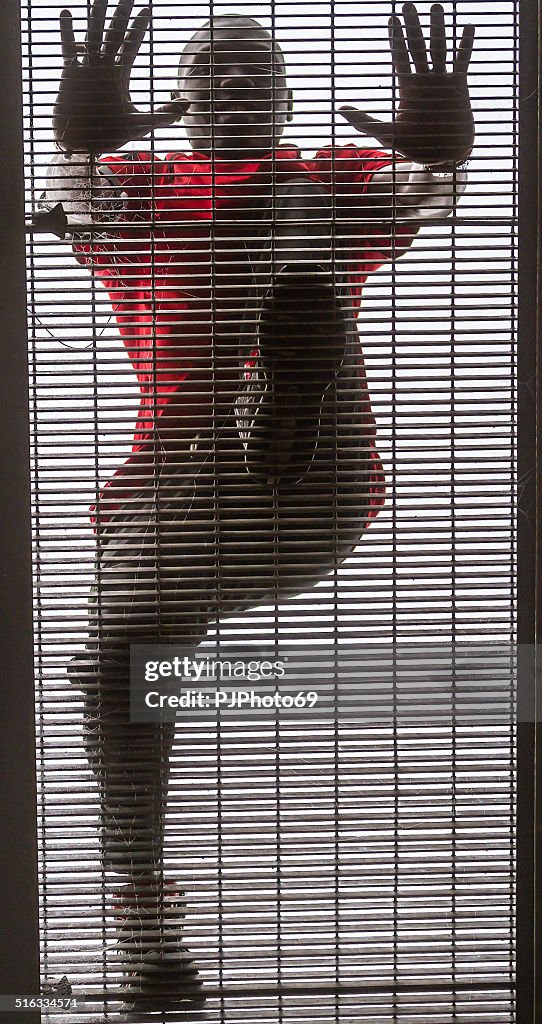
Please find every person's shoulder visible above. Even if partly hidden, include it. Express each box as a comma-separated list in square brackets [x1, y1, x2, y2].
[101, 150, 167, 173]
[306, 145, 394, 185]
[312, 143, 392, 163]
[274, 144, 304, 159]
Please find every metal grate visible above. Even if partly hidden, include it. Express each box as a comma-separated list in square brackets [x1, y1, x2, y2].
[21, 1, 517, 1019]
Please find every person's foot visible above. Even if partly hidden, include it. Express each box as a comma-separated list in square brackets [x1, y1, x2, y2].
[111, 881, 205, 1007]
[237, 273, 349, 486]
[115, 929, 205, 1007]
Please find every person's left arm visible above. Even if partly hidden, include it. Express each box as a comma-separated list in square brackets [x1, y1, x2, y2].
[338, 2, 475, 220]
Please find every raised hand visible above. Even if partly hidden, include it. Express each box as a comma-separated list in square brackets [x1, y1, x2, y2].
[339, 3, 475, 168]
[54, 0, 189, 154]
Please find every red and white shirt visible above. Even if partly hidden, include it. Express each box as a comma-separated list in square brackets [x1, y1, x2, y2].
[71, 144, 420, 526]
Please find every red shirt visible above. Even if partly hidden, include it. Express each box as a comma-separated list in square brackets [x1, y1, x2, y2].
[74, 145, 418, 527]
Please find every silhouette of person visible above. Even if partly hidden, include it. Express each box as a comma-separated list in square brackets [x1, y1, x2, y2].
[44, 0, 474, 1003]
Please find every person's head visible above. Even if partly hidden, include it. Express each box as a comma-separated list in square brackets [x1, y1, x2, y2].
[173, 15, 293, 160]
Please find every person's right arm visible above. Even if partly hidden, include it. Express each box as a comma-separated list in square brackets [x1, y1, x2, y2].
[44, 0, 188, 227]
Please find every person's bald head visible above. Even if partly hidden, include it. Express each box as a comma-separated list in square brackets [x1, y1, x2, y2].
[174, 15, 293, 160]
[178, 16, 288, 79]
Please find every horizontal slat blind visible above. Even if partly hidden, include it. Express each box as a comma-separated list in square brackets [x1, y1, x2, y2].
[22, 1, 516, 1020]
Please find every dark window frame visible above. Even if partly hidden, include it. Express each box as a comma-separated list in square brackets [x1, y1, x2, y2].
[517, 0, 542, 1019]
[0, 3, 41, 1021]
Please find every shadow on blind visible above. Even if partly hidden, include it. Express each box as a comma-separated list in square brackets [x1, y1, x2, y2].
[23, 0, 516, 1019]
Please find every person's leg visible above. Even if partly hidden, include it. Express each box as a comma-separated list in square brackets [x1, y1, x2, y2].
[68, 450, 216, 999]
[218, 340, 376, 612]
[220, 175, 380, 604]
